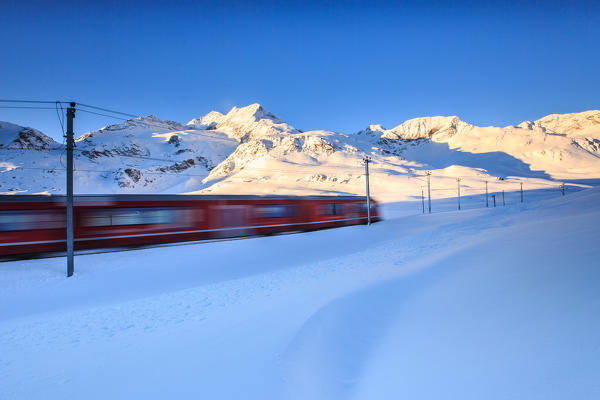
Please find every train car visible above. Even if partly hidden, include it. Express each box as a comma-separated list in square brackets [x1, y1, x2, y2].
[0, 195, 380, 257]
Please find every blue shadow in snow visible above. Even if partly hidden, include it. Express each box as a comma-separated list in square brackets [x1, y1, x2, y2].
[402, 141, 552, 180]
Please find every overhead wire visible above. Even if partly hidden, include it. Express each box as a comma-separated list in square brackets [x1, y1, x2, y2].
[74, 107, 233, 142]
[55, 101, 65, 138]
[76, 108, 132, 120]
[0, 106, 57, 110]
[0, 146, 214, 164]
[0, 99, 66, 104]
[5, 100, 550, 197]
[77, 102, 139, 118]
[71, 148, 180, 163]
[2, 165, 360, 179]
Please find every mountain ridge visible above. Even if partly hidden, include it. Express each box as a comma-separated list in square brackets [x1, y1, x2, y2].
[1, 105, 599, 199]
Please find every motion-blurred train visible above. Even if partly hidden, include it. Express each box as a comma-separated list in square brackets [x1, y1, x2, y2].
[0, 195, 380, 256]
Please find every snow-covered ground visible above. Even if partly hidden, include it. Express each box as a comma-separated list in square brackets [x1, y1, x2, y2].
[1, 188, 599, 399]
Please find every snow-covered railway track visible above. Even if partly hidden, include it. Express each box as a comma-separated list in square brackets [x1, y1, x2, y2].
[0, 230, 306, 262]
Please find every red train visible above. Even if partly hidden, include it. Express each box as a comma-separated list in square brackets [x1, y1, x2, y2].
[0, 195, 380, 256]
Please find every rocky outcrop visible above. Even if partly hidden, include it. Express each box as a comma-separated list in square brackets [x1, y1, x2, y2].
[0, 122, 58, 150]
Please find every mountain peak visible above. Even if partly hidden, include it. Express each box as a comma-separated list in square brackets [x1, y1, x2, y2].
[0, 121, 58, 150]
[189, 103, 298, 140]
[76, 115, 185, 142]
[99, 115, 184, 132]
[534, 110, 600, 138]
[225, 103, 281, 124]
[389, 116, 470, 140]
[234, 102, 263, 113]
[356, 116, 471, 140]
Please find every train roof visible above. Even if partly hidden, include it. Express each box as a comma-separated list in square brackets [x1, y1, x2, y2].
[0, 194, 372, 203]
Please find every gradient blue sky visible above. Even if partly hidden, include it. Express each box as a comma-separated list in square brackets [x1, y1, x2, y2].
[1, 0, 599, 141]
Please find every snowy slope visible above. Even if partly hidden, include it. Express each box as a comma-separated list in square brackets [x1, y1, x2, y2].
[535, 110, 600, 156]
[1, 106, 599, 199]
[360, 111, 600, 180]
[0, 116, 238, 194]
[535, 110, 600, 137]
[0, 122, 64, 194]
[73, 116, 237, 193]
[1, 185, 598, 399]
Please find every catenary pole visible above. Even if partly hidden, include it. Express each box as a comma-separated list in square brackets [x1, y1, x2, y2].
[421, 189, 425, 214]
[364, 157, 371, 225]
[485, 181, 489, 207]
[502, 189, 505, 206]
[66, 102, 76, 277]
[520, 182, 523, 203]
[426, 171, 432, 214]
[457, 178, 461, 211]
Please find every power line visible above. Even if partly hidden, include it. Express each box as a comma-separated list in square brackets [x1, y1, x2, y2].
[72, 148, 185, 163]
[0, 147, 212, 164]
[74, 168, 210, 177]
[0, 106, 57, 110]
[0, 99, 66, 104]
[1, 99, 235, 143]
[74, 108, 232, 141]
[0, 165, 208, 177]
[77, 102, 139, 118]
[2, 163, 367, 179]
[76, 108, 129, 120]
[0, 166, 63, 172]
[55, 101, 65, 138]
[72, 102, 239, 141]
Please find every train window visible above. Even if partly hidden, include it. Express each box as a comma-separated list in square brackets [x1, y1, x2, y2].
[81, 207, 181, 227]
[255, 204, 298, 219]
[0, 210, 66, 232]
[320, 203, 342, 215]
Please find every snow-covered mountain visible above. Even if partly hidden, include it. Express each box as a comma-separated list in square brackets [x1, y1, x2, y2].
[73, 115, 236, 192]
[1, 105, 599, 201]
[187, 103, 300, 140]
[0, 121, 59, 150]
[358, 112, 600, 180]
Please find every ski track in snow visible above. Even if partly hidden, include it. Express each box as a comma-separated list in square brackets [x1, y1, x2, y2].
[1, 190, 600, 398]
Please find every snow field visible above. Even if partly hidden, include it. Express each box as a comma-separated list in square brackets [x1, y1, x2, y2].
[1, 188, 599, 399]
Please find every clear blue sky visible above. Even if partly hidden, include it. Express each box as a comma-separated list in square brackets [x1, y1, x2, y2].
[1, 0, 599, 141]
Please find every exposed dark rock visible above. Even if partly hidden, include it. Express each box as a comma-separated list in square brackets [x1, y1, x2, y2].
[168, 135, 181, 147]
